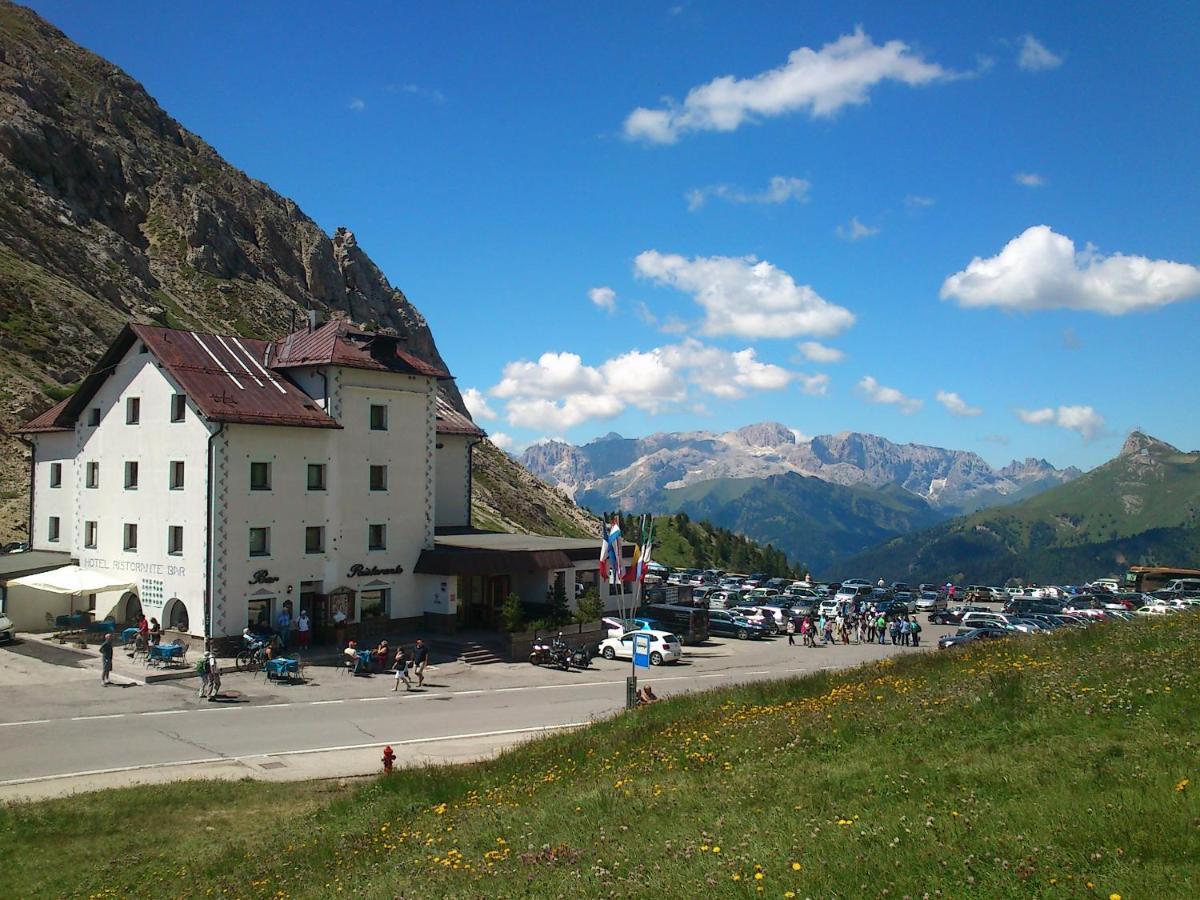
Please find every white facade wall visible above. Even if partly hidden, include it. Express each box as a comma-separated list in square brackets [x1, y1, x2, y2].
[26, 342, 474, 639]
[214, 368, 441, 637]
[30, 431, 75, 554]
[435, 434, 472, 528]
[38, 345, 214, 630]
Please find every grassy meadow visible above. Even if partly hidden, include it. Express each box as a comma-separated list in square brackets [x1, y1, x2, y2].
[2, 614, 1198, 898]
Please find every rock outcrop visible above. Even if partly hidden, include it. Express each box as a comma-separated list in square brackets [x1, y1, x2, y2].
[0, 2, 471, 537]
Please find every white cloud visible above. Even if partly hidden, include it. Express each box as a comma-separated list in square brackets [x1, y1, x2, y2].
[941, 225, 1200, 315]
[798, 373, 830, 396]
[386, 83, 446, 103]
[797, 341, 845, 363]
[588, 286, 617, 312]
[1056, 405, 1106, 440]
[1017, 35, 1063, 72]
[858, 375, 922, 414]
[462, 387, 497, 421]
[600, 348, 687, 411]
[348, 98, 366, 112]
[936, 390, 982, 417]
[490, 339, 796, 430]
[686, 175, 811, 211]
[905, 194, 935, 207]
[835, 216, 880, 241]
[492, 352, 604, 400]
[1017, 407, 1055, 425]
[634, 250, 855, 339]
[506, 395, 625, 431]
[1016, 405, 1106, 440]
[623, 27, 955, 143]
[489, 432, 514, 451]
[634, 301, 658, 326]
[1013, 171, 1044, 187]
[789, 428, 810, 443]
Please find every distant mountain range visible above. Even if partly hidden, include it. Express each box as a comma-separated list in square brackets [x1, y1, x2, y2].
[522, 422, 1080, 515]
[521, 423, 1082, 573]
[841, 431, 1200, 584]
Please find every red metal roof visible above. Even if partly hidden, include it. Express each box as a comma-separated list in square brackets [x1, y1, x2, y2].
[272, 319, 450, 379]
[20, 324, 340, 432]
[132, 324, 341, 429]
[436, 397, 486, 438]
[19, 397, 72, 433]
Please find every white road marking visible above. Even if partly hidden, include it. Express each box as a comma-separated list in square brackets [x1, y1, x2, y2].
[0, 719, 51, 728]
[70, 714, 124, 722]
[142, 710, 188, 717]
[358, 697, 389, 702]
[309, 700, 343, 706]
[0, 723, 590, 787]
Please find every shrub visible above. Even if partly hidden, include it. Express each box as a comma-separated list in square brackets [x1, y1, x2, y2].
[499, 593, 523, 633]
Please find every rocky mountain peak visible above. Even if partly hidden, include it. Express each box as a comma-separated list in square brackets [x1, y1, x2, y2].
[1119, 430, 1178, 459]
[726, 421, 797, 449]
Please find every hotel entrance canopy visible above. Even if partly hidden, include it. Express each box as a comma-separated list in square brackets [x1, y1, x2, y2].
[414, 533, 592, 576]
[7, 565, 136, 595]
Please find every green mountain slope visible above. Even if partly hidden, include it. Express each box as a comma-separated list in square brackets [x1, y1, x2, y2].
[612, 512, 803, 578]
[653, 471, 944, 574]
[842, 431, 1200, 583]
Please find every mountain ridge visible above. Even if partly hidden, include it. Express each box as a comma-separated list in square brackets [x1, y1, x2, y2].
[840, 430, 1200, 583]
[522, 421, 1082, 516]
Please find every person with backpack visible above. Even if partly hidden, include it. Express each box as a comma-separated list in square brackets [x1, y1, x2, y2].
[909, 615, 922, 647]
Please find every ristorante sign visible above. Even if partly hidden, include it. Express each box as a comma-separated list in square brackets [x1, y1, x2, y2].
[82, 557, 186, 577]
[346, 562, 405, 578]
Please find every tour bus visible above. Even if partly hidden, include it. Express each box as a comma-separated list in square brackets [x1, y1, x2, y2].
[634, 602, 710, 645]
[1123, 566, 1200, 593]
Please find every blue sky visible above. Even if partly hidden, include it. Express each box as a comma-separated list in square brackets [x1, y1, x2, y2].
[27, 1, 1200, 470]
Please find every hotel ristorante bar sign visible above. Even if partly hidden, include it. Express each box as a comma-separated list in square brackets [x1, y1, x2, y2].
[346, 562, 405, 578]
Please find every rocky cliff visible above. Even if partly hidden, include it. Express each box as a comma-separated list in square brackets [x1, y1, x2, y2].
[0, 2, 590, 540]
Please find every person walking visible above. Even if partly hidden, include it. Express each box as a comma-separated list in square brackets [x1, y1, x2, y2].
[786, 617, 796, 646]
[413, 639, 429, 687]
[392, 646, 412, 692]
[822, 616, 834, 646]
[276, 606, 292, 651]
[900, 618, 911, 647]
[876, 613, 887, 645]
[99, 632, 114, 685]
[148, 617, 162, 646]
[910, 615, 922, 647]
[296, 610, 311, 651]
[890, 617, 901, 646]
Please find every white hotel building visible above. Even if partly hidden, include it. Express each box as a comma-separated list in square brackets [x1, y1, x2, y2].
[18, 319, 612, 643]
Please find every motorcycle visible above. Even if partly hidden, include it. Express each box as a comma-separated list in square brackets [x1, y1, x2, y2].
[549, 636, 571, 671]
[529, 634, 554, 667]
[570, 644, 591, 669]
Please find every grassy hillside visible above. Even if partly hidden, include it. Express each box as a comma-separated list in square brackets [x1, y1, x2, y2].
[471, 439, 596, 538]
[644, 513, 803, 577]
[4, 615, 1197, 897]
[843, 432, 1200, 584]
[657, 471, 944, 575]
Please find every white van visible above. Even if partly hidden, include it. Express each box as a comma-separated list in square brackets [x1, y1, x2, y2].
[1165, 578, 1200, 595]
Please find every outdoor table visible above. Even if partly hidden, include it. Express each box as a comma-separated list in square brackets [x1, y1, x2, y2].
[86, 619, 116, 634]
[355, 649, 372, 673]
[121, 627, 140, 644]
[265, 657, 301, 681]
[147, 643, 183, 666]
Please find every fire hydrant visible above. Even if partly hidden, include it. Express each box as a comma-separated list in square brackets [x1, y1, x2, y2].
[382, 745, 395, 774]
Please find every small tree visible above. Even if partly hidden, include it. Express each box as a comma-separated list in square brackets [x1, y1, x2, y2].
[574, 589, 604, 625]
[549, 579, 570, 625]
[500, 592, 524, 633]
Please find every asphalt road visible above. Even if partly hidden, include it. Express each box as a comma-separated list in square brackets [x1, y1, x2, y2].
[0, 623, 960, 794]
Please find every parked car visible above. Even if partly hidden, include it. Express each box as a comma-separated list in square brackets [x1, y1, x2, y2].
[928, 604, 990, 625]
[601, 617, 627, 639]
[0, 614, 13, 643]
[737, 607, 779, 635]
[938, 626, 1010, 650]
[915, 591, 946, 612]
[707, 610, 766, 640]
[597, 629, 682, 665]
[818, 598, 840, 618]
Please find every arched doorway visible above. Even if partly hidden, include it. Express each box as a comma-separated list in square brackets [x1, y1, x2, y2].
[163, 598, 189, 632]
[118, 591, 142, 625]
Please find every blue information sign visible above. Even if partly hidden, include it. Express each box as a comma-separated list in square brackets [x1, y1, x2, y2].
[633, 633, 651, 669]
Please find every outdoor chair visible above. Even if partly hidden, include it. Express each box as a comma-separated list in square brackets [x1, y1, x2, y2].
[175, 640, 190, 667]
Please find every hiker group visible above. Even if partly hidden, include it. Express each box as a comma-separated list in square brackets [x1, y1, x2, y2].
[786, 611, 922, 647]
